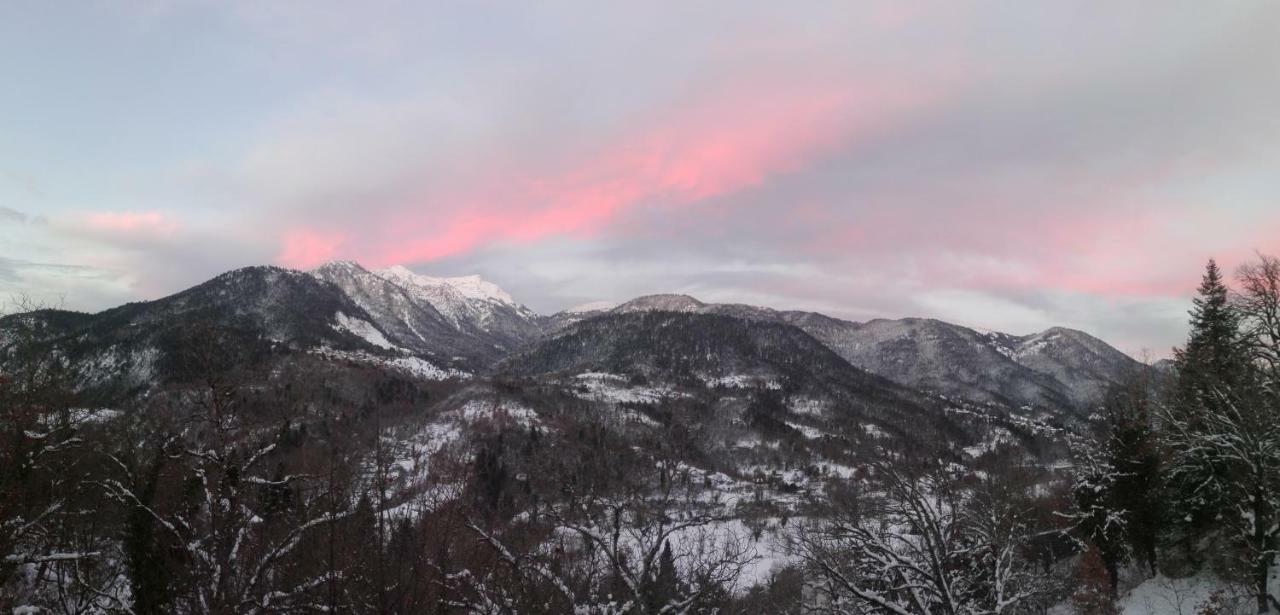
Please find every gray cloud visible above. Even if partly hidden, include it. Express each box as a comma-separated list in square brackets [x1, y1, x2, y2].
[0, 207, 27, 224]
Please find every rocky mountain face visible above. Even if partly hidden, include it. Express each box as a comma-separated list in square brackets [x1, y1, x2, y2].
[372, 265, 544, 350]
[309, 261, 491, 361]
[308, 261, 542, 364]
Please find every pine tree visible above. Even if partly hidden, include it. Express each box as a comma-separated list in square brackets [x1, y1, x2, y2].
[1068, 373, 1160, 595]
[1069, 443, 1127, 598]
[1105, 378, 1161, 575]
[1174, 259, 1245, 411]
[1166, 259, 1247, 568]
[347, 493, 381, 612]
[124, 451, 175, 615]
[646, 540, 679, 611]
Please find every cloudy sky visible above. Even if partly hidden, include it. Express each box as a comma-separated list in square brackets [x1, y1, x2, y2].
[2, 2, 1278, 357]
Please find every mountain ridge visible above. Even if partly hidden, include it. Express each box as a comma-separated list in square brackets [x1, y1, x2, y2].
[588, 293, 1142, 411]
[0, 262, 1142, 413]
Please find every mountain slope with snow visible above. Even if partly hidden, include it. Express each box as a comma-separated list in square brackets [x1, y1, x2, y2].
[309, 261, 504, 365]
[0, 263, 1140, 415]
[373, 265, 543, 350]
[0, 265, 472, 396]
[604, 295, 1142, 412]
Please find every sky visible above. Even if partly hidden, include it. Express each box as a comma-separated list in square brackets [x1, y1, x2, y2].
[2, 1, 1278, 358]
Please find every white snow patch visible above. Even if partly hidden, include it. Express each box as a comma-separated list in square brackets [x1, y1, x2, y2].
[788, 397, 827, 417]
[1114, 571, 1270, 615]
[818, 461, 859, 479]
[36, 408, 123, 428]
[456, 399, 539, 426]
[571, 372, 684, 403]
[862, 424, 889, 439]
[334, 312, 397, 350]
[963, 427, 1015, 458]
[314, 348, 469, 381]
[378, 266, 516, 305]
[702, 374, 781, 390]
[785, 421, 826, 439]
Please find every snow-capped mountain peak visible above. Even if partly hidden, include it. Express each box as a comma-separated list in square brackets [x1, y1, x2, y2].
[377, 266, 516, 306]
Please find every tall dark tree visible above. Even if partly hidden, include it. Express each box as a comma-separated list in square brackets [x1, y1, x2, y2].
[645, 540, 680, 612]
[1105, 376, 1162, 575]
[1165, 259, 1248, 567]
[123, 450, 176, 614]
[1069, 372, 1163, 597]
[1069, 443, 1128, 599]
[1174, 259, 1246, 406]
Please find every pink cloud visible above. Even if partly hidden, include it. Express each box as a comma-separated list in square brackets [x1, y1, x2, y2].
[790, 180, 1235, 301]
[278, 228, 345, 268]
[294, 78, 941, 269]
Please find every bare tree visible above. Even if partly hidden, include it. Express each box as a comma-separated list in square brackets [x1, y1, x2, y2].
[793, 459, 1048, 615]
[0, 299, 114, 610]
[1237, 254, 1280, 382]
[462, 459, 754, 614]
[99, 328, 358, 614]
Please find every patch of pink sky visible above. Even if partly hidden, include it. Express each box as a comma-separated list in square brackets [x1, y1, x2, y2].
[275, 78, 941, 269]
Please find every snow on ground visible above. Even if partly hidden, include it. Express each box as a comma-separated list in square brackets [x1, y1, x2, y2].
[862, 423, 889, 439]
[816, 461, 860, 479]
[1048, 567, 1280, 615]
[378, 266, 517, 305]
[571, 372, 684, 403]
[314, 348, 469, 380]
[618, 409, 662, 428]
[785, 421, 827, 440]
[334, 312, 397, 350]
[78, 345, 159, 387]
[381, 481, 466, 521]
[39, 407, 122, 427]
[787, 396, 827, 417]
[664, 518, 798, 591]
[1119, 574, 1232, 615]
[455, 398, 539, 426]
[701, 374, 782, 390]
[383, 355, 471, 380]
[378, 395, 540, 501]
[370, 420, 468, 514]
[963, 426, 1015, 458]
[564, 300, 617, 314]
[1113, 572, 1264, 615]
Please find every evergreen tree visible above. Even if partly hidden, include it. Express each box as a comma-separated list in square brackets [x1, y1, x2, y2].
[123, 451, 175, 615]
[1174, 259, 1245, 410]
[645, 540, 680, 611]
[1069, 375, 1163, 593]
[346, 493, 382, 612]
[1165, 259, 1247, 568]
[1105, 378, 1162, 575]
[1069, 445, 1127, 598]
